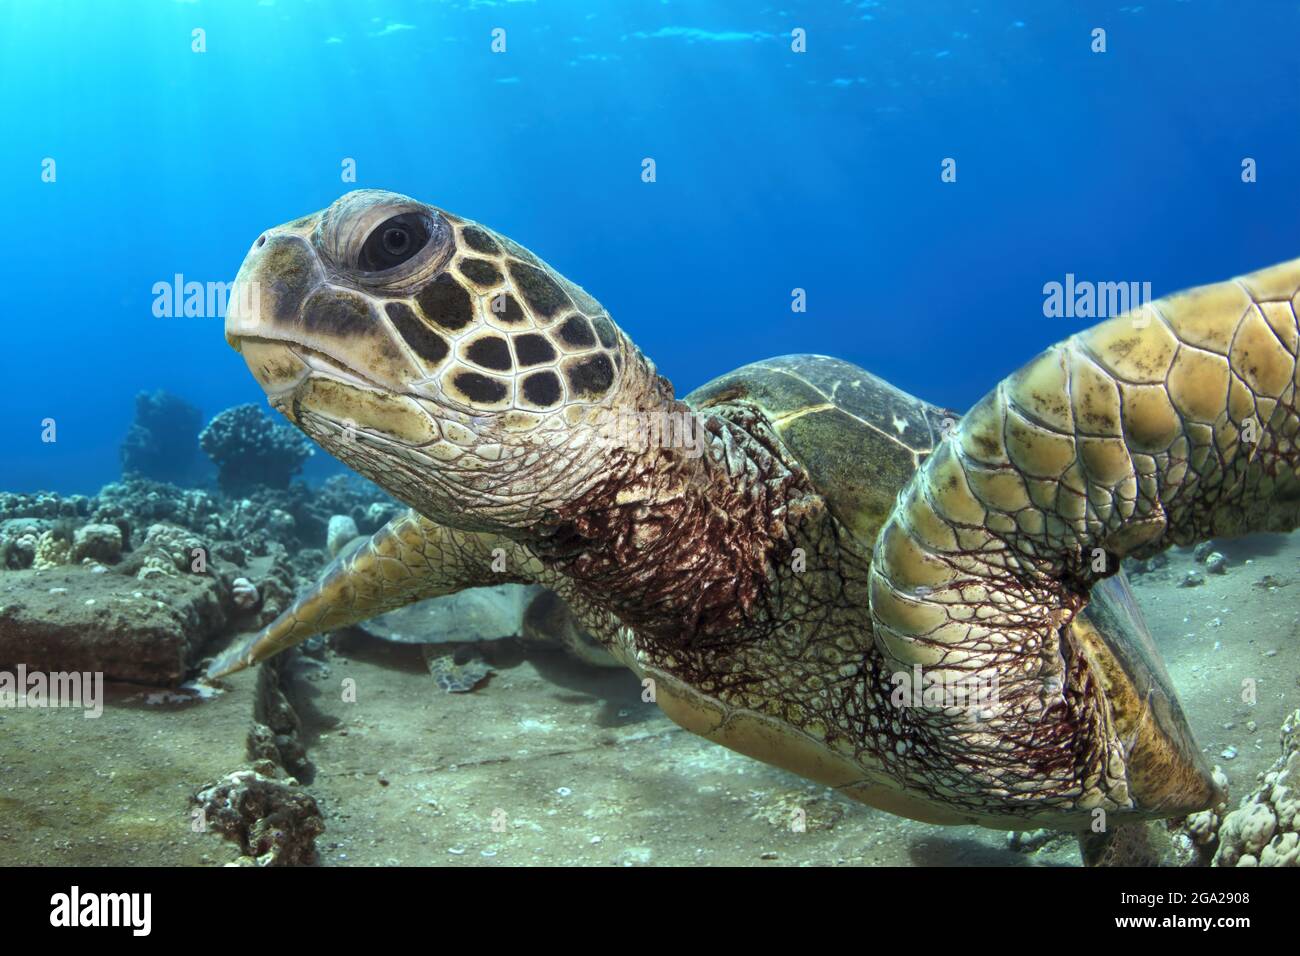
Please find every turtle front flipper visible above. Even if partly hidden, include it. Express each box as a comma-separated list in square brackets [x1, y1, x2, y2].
[870, 256, 1300, 826]
[207, 509, 535, 677]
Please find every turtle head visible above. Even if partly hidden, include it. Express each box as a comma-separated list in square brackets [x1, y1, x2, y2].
[226, 189, 659, 533]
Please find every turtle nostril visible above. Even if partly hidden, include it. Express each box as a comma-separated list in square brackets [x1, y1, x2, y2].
[255, 234, 267, 248]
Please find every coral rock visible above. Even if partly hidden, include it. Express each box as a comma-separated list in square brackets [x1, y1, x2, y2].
[199, 404, 314, 494]
[0, 565, 226, 684]
[120, 390, 205, 485]
[72, 523, 123, 564]
[32, 531, 72, 570]
[1212, 709, 1300, 867]
[231, 577, 260, 611]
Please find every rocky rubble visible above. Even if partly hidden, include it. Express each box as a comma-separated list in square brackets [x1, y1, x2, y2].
[0, 464, 398, 685]
[1204, 708, 1300, 866]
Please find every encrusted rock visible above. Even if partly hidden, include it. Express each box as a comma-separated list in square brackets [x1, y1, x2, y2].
[192, 769, 323, 866]
[32, 530, 72, 570]
[6, 532, 38, 569]
[0, 565, 227, 684]
[1211, 709, 1300, 867]
[1205, 551, 1228, 574]
[231, 577, 260, 611]
[72, 523, 123, 564]
[1179, 569, 1205, 588]
[130, 523, 208, 578]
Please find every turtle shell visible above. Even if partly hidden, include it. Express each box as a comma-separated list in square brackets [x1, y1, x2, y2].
[686, 354, 956, 542]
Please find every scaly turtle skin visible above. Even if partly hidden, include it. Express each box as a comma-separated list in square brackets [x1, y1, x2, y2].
[214, 188, 1299, 829]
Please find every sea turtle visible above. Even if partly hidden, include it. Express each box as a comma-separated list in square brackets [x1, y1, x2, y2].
[357, 582, 617, 692]
[212, 187, 1300, 830]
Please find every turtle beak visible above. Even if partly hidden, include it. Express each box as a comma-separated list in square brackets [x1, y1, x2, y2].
[222, 225, 323, 399]
[1074, 574, 1224, 818]
[223, 283, 244, 353]
[224, 235, 272, 354]
[224, 211, 326, 355]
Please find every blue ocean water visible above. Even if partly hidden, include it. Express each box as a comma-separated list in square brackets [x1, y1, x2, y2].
[2, 0, 1298, 494]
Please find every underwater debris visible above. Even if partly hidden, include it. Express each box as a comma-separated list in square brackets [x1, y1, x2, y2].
[193, 768, 323, 866]
[199, 404, 315, 494]
[751, 789, 847, 833]
[120, 390, 205, 486]
[249, 654, 312, 778]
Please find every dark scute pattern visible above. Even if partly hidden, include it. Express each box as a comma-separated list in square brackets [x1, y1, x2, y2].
[592, 315, 618, 348]
[513, 333, 557, 367]
[415, 273, 474, 331]
[301, 288, 373, 336]
[488, 292, 527, 324]
[458, 257, 502, 288]
[452, 372, 508, 405]
[508, 261, 571, 319]
[565, 353, 615, 398]
[521, 371, 563, 407]
[460, 225, 501, 256]
[465, 336, 513, 371]
[557, 315, 596, 348]
[385, 302, 449, 365]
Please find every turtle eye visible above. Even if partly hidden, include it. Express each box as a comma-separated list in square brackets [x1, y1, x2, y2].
[357, 212, 434, 273]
